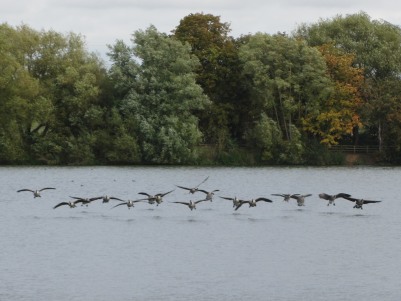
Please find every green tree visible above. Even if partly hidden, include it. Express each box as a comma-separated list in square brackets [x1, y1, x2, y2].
[28, 28, 108, 164]
[296, 12, 401, 153]
[0, 23, 121, 164]
[0, 24, 44, 162]
[173, 13, 245, 149]
[239, 33, 332, 162]
[108, 25, 209, 164]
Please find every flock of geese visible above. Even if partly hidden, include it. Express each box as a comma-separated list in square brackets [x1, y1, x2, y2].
[16, 176, 382, 211]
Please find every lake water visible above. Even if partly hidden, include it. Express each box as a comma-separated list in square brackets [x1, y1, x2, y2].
[0, 166, 400, 301]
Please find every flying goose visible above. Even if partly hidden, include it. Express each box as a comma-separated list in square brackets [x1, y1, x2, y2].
[290, 194, 312, 206]
[343, 196, 381, 209]
[271, 193, 293, 202]
[197, 189, 220, 202]
[69, 196, 103, 206]
[97, 195, 123, 203]
[17, 187, 56, 198]
[111, 199, 146, 209]
[176, 176, 209, 194]
[171, 199, 207, 211]
[138, 189, 174, 205]
[318, 193, 351, 206]
[53, 199, 90, 209]
[234, 197, 273, 211]
[219, 196, 242, 208]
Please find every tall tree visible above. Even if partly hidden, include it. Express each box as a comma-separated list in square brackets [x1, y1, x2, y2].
[296, 12, 401, 152]
[0, 23, 119, 164]
[108, 25, 209, 164]
[302, 44, 364, 145]
[27, 29, 108, 164]
[173, 13, 245, 148]
[0, 24, 44, 162]
[238, 33, 332, 162]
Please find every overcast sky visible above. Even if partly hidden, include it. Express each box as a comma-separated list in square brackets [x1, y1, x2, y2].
[3, 0, 401, 64]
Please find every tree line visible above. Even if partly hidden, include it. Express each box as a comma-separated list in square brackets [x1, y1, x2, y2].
[2, 11, 401, 165]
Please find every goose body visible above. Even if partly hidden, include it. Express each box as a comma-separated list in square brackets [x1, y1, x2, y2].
[17, 187, 55, 198]
[98, 195, 123, 203]
[343, 196, 381, 209]
[318, 193, 351, 206]
[234, 197, 273, 211]
[69, 196, 102, 206]
[290, 194, 312, 206]
[53, 199, 89, 209]
[138, 189, 174, 205]
[137, 196, 156, 205]
[197, 189, 219, 202]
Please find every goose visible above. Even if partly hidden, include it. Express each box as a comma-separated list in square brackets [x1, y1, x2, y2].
[97, 195, 123, 203]
[290, 194, 312, 206]
[17, 187, 56, 198]
[234, 197, 273, 211]
[53, 199, 89, 209]
[343, 196, 381, 209]
[138, 189, 174, 205]
[111, 199, 146, 209]
[69, 196, 103, 206]
[219, 196, 242, 208]
[172, 199, 207, 211]
[271, 193, 293, 202]
[176, 176, 209, 194]
[197, 189, 220, 202]
[318, 193, 351, 206]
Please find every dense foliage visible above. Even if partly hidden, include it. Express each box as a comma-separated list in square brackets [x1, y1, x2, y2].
[108, 26, 208, 164]
[296, 12, 401, 161]
[2, 11, 401, 165]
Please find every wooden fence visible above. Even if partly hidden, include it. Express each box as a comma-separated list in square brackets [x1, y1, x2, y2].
[328, 145, 381, 154]
[199, 144, 390, 154]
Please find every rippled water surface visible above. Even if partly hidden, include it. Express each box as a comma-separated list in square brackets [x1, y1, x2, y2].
[1, 166, 400, 301]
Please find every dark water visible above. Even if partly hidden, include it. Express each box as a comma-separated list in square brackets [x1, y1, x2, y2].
[1, 166, 400, 300]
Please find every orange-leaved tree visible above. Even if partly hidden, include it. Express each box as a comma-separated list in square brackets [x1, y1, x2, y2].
[303, 44, 364, 145]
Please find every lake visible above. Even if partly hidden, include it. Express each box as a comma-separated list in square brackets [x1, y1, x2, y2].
[0, 166, 400, 300]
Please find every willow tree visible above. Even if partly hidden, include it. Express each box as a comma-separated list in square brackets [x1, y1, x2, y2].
[108, 25, 209, 164]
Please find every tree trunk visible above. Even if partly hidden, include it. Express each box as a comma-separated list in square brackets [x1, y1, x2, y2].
[378, 120, 382, 152]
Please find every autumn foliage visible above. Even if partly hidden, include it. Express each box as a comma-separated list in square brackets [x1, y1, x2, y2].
[303, 44, 364, 145]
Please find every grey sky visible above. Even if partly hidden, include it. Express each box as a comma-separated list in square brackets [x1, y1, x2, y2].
[2, 1, 401, 63]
